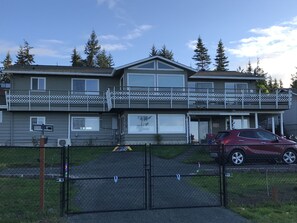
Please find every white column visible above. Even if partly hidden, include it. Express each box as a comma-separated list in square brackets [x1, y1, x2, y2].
[271, 117, 275, 134]
[255, 113, 258, 128]
[280, 113, 284, 136]
[229, 115, 232, 130]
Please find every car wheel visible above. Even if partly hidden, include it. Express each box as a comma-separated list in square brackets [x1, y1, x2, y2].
[282, 150, 297, 164]
[229, 150, 245, 165]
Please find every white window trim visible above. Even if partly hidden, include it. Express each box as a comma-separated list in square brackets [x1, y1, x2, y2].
[130, 61, 156, 70]
[31, 77, 46, 91]
[71, 78, 99, 95]
[30, 116, 46, 131]
[128, 114, 156, 134]
[71, 116, 100, 131]
[158, 114, 186, 133]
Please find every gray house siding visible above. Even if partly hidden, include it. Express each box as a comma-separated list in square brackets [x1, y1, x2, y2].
[9, 112, 68, 146]
[70, 113, 118, 146]
[0, 110, 12, 146]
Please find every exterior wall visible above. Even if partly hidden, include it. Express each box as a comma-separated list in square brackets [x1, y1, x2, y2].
[119, 111, 188, 145]
[9, 112, 68, 146]
[0, 110, 12, 146]
[70, 112, 118, 146]
[284, 95, 297, 136]
[11, 74, 120, 92]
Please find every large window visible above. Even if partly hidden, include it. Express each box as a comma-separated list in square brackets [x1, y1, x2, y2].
[127, 74, 155, 89]
[30, 116, 45, 131]
[157, 74, 184, 89]
[72, 117, 100, 131]
[72, 79, 99, 95]
[225, 83, 248, 93]
[158, 114, 185, 133]
[188, 82, 214, 93]
[31, 77, 46, 91]
[127, 73, 184, 90]
[128, 114, 156, 134]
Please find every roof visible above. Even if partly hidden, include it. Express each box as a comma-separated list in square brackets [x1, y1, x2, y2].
[3, 65, 113, 77]
[112, 56, 197, 76]
[190, 71, 265, 80]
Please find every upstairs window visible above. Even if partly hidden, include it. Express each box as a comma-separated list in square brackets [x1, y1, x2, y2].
[31, 77, 46, 91]
[72, 79, 99, 95]
[188, 82, 214, 93]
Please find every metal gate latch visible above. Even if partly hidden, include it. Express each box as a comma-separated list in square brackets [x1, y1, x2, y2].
[176, 174, 181, 181]
[114, 176, 119, 183]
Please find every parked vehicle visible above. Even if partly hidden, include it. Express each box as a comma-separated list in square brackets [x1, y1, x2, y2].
[209, 128, 297, 165]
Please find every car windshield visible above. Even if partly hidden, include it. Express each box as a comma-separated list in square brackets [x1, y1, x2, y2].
[216, 132, 230, 139]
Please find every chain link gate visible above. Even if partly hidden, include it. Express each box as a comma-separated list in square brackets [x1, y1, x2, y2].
[60, 144, 225, 215]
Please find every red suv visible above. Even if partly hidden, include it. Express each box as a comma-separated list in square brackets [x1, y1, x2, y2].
[210, 128, 297, 165]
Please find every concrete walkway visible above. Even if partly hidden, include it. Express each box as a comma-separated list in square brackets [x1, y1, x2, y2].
[67, 207, 252, 223]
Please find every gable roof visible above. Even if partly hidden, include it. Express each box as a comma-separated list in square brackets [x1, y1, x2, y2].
[111, 56, 197, 76]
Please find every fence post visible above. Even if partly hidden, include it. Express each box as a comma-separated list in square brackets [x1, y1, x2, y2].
[39, 135, 46, 211]
[221, 144, 228, 207]
[60, 145, 66, 217]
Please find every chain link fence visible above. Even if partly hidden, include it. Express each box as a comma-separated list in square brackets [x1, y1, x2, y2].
[0, 144, 296, 221]
[0, 146, 62, 222]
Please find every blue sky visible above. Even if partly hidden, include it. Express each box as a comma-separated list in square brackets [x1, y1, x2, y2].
[1, 0, 297, 87]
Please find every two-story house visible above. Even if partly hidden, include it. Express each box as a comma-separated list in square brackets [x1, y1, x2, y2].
[0, 56, 292, 146]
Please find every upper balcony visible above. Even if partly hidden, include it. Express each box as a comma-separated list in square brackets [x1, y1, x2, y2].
[106, 87, 292, 111]
[6, 90, 106, 112]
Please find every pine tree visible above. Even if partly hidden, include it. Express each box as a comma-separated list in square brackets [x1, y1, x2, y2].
[1, 52, 13, 83]
[84, 30, 101, 67]
[192, 36, 211, 71]
[253, 58, 268, 92]
[291, 68, 297, 89]
[71, 48, 84, 67]
[96, 49, 114, 68]
[214, 39, 229, 71]
[246, 60, 253, 74]
[279, 79, 283, 88]
[1, 52, 13, 69]
[272, 78, 279, 90]
[149, 44, 158, 57]
[158, 45, 174, 60]
[16, 40, 35, 65]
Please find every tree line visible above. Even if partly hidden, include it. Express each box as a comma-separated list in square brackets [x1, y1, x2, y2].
[1, 31, 297, 89]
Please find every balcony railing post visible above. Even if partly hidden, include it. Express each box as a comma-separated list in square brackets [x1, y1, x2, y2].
[206, 88, 209, 108]
[241, 90, 244, 108]
[147, 87, 150, 108]
[170, 88, 173, 108]
[48, 90, 51, 111]
[29, 90, 31, 110]
[128, 88, 131, 108]
[275, 89, 278, 108]
[259, 89, 262, 109]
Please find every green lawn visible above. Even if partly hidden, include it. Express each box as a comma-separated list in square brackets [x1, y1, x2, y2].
[190, 171, 297, 223]
[0, 178, 63, 223]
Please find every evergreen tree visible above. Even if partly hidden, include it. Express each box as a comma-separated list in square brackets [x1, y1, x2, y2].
[1, 52, 13, 69]
[253, 58, 268, 92]
[1, 52, 13, 83]
[267, 76, 273, 91]
[272, 78, 279, 90]
[149, 44, 158, 57]
[279, 79, 283, 88]
[71, 48, 84, 67]
[237, 66, 244, 73]
[214, 39, 229, 71]
[84, 30, 101, 67]
[96, 49, 114, 68]
[16, 40, 35, 65]
[158, 45, 174, 60]
[192, 36, 211, 71]
[246, 60, 253, 73]
[291, 68, 297, 89]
